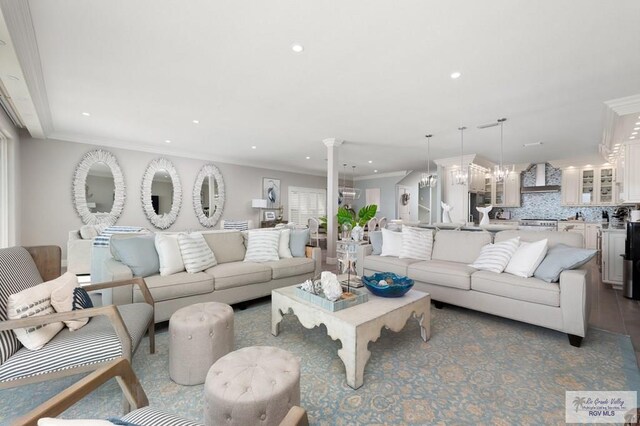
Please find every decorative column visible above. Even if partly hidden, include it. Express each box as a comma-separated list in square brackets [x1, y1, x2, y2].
[323, 138, 343, 265]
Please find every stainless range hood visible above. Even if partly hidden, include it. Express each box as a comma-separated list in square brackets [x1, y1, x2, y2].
[520, 163, 561, 193]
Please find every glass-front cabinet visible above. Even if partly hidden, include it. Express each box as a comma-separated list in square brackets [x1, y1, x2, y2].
[580, 169, 595, 204]
[483, 174, 493, 205]
[495, 180, 505, 206]
[599, 167, 614, 204]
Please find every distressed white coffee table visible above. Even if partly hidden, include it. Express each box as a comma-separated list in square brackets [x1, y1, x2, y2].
[271, 285, 431, 389]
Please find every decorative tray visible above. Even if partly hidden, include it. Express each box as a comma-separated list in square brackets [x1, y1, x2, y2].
[294, 285, 369, 312]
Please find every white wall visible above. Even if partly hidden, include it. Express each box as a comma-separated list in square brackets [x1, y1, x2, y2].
[0, 110, 21, 247]
[352, 174, 404, 219]
[19, 136, 325, 259]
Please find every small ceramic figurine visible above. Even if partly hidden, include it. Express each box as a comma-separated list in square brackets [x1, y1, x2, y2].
[477, 205, 493, 226]
[441, 202, 453, 223]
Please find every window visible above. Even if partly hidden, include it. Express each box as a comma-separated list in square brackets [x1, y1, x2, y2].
[288, 186, 327, 226]
[0, 134, 8, 248]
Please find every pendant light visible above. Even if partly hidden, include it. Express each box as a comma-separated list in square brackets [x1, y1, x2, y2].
[452, 126, 469, 185]
[339, 163, 361, 201]
[420, 134, 437, 188]
[493, 117, 514, 183]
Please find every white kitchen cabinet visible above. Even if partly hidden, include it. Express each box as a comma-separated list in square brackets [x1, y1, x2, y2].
[579, 168, 595, 205]
[558, 222, 586, 248]
[585, 223, 601, 250]
[468, 166, 486, 193]
[561, 168, 581, 206]
[598, 167, 615, 205]
[503, 173, 521, 207]
[623, 141, 640, 203]
[602, 231, 626, 287]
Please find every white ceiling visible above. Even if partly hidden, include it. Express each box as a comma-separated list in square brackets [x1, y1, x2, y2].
[2, 0, 640, 176]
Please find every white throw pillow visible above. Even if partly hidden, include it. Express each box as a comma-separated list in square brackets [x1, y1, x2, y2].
[469, 237, 520, 273]
[50, 272, 89, 331]
[380, 228, 403, 257]
[278, 229, 293, 259]
[505, 239, 549, 278]
[244, 230, 281, 262]
[178, 232, 217, 273]
[7, 281, 65, 350]
[38, 419, 114, 426]
[399, 226, 433, 260]
[155, 234, 185, 276]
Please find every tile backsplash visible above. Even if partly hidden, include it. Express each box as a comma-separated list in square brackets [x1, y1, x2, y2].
[499, 164, 615, 222]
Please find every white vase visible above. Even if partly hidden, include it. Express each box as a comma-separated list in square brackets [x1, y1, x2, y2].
[351, 224, 364, 241]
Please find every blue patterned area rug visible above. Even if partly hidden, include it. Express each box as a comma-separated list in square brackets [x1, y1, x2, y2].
[1, 299, 639, 425]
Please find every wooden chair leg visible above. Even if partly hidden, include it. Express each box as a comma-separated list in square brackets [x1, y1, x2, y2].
[148, 321, 155, 354]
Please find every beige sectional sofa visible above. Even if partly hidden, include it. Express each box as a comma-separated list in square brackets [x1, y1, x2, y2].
[102, 230, 321, 322]
[357, 229, 590, 346]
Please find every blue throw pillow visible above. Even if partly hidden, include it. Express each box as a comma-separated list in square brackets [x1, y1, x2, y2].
[289, 229, 310, 257]
[110, 234, 160, 277]
[533, 244, 597, 283]
[369, 231, 382, 255]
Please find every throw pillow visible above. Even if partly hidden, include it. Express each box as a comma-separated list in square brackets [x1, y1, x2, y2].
[505, 239, 548, 278]
[79, 225, 99, 240]
[50, 272, 91, 331]
[369, 230, 382, 255]
[223, 220, 250, 231]
[7, 280, 65, 350]
[244, 230, 281, 262]
[399, 226, 433, 260]
[110, 234, 160, 277]
[177, 232, 217, 273]
[380, 228, 403, 257]
[155, 234, 185, 276]
[469, 237, 520, 273]
[37, 419, 116, 426]
[289, 229, 310, 257]
[534, 244, 597, 283]
[278, 229, 293, 259]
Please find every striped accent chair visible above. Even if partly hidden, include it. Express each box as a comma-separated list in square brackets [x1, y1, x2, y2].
[16, 358, 309, 426]
[0, 246, 155, 390]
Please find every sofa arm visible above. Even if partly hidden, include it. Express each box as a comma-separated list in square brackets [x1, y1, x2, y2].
[67, 238, 92, 275]
[309, 247, 322, 277]
[103, 258, 134, 305]
[559, 268, 590, 337]
[356, 245, 373, 276]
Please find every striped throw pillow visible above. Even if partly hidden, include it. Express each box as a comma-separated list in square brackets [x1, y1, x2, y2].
[177, 233, 217, 273]
[223, 220, 249, 231]
[469, 237, 520, 273]
[244, 230, 281, 262]
[400, 226, 433, 260]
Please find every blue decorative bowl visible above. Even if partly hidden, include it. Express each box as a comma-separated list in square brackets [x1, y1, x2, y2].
[362, 272, 414, 297]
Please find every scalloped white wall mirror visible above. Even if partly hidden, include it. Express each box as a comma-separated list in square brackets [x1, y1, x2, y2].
[72, 149, 125, 225]
[141, 158, 182, 229]
[193, 163, 225, 227]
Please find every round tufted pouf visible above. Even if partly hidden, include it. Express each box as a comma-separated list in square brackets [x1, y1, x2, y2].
[169, 302, 234, 385]
[204, 346, 300, 426]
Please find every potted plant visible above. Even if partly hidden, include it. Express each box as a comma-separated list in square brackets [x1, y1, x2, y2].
[337, 204, 378, 240]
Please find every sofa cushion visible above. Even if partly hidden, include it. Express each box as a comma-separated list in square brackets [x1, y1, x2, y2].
[205, 262, 272, 290]
[495, 229, 583, 248]
[471, 270, 560, 307]
[202, 231, 246, 264]
[140, 272, 214, 302]
[431, 230, 492, 264]
[407, 260, 476, 290]
[264, 257, 315, 279]
[363, 255, 421, 276]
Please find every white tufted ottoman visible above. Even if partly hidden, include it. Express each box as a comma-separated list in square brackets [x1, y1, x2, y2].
[204, 346, 300, 426]
[169, 302, 234, 385]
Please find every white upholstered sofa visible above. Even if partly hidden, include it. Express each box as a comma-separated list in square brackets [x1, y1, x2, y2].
[101, 230, 321, 322]
[357, 229, 590, 347]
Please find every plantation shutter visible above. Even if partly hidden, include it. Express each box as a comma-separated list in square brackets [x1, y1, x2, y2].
[288, 186, 326, 226]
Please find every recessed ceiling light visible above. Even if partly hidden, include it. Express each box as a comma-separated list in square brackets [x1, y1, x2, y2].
[305, 156, 310, 160]
[251, 146, 257, 149]
[165, 139, 171, 144]
[632, 132, 638, 135]
[450, 71, 461, 79]
[374, 169, 378, 173]
[368, 160, 373, 164]
[523, 142, 543, 147]
[291, 44, 304, 53]
[81, 112, 91, 116]
[631, 136, 636, 140]
[634, 127, 639, 131]
[192, 119, 199, 124]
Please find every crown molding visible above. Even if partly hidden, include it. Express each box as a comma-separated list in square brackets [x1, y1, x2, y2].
[0, 0, 52, 137]
[46, 131, 327, 177]
[322, 138, 344, 147]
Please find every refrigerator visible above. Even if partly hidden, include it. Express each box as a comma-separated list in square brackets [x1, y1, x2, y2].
[623, 222, 640, 299]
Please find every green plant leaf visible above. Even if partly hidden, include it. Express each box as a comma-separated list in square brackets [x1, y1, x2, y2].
[356, 204, 378, 226]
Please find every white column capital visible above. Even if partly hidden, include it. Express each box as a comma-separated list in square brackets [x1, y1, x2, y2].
[323, 138, 344, 148]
